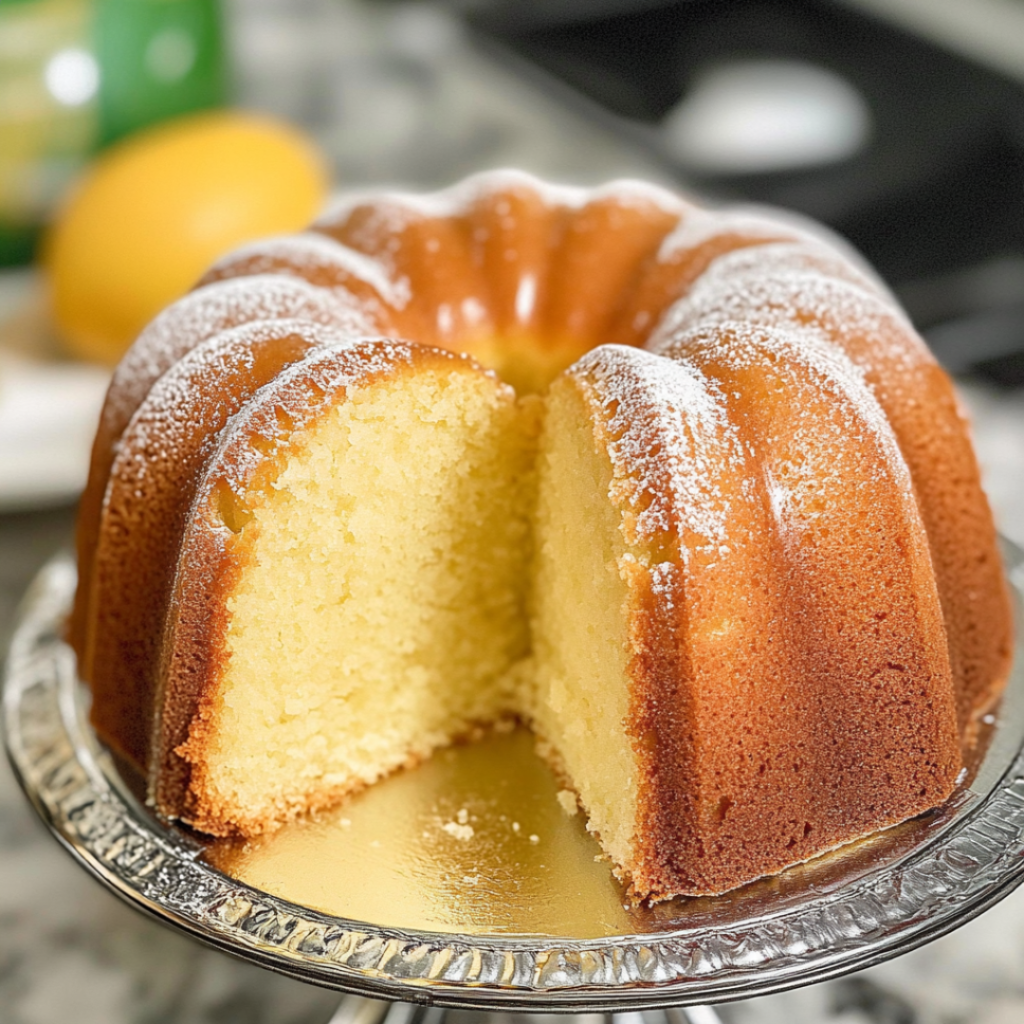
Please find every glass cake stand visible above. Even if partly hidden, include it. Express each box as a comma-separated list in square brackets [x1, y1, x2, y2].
[3, 545, 1023, 1022]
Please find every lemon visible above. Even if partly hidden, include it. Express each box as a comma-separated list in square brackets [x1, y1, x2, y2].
[45, 110, 329, 365]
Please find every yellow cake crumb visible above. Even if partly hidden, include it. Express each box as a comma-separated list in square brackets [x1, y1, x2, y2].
[556, 789, 579, 816]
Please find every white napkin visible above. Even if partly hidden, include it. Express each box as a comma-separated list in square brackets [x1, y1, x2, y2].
[0, 354, 110, 511]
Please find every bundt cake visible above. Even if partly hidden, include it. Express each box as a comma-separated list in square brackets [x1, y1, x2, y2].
[72, 170, 1012, 900]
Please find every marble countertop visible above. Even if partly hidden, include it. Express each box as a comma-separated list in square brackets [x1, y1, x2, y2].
[3, 2, 1024, 1021]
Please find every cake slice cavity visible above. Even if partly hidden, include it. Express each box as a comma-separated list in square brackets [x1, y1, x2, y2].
[181, 361, 537, 835]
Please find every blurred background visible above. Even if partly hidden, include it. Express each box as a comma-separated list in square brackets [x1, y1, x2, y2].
[2, 1, 1024, 1021]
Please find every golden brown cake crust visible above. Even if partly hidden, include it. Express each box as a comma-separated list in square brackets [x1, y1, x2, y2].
[652, 243, 1013, 742]
[72, 170, 1012, 896]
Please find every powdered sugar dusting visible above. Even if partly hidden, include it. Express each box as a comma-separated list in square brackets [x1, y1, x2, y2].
[208, 339, 423, 495]
[657, 208, 800, 264]
[586, 178, 687, 217]
[316, 171, 682, 281]
[102, 172, 936, 580]
[112, 319, 358, 492]
[106, 275, 376, 435]
[661, 320, 918, 529]
[452, 168, 585, 212]
[318, 169, 589, 230]
[328, 201, 432, 267]
[205, 233, 409, 311]
[575, 345, 742, 552]
[649, 256, 926, 382]
[685, 240, 879, 300]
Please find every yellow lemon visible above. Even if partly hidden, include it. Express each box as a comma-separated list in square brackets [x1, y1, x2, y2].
[45, 110, 330, 365]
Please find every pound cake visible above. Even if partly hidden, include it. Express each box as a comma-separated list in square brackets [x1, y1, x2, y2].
[72, 171, 1013, 900]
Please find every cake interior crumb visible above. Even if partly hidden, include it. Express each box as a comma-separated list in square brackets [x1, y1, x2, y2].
[556, 789, 579, 816]
[199, 366, 536, 832]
